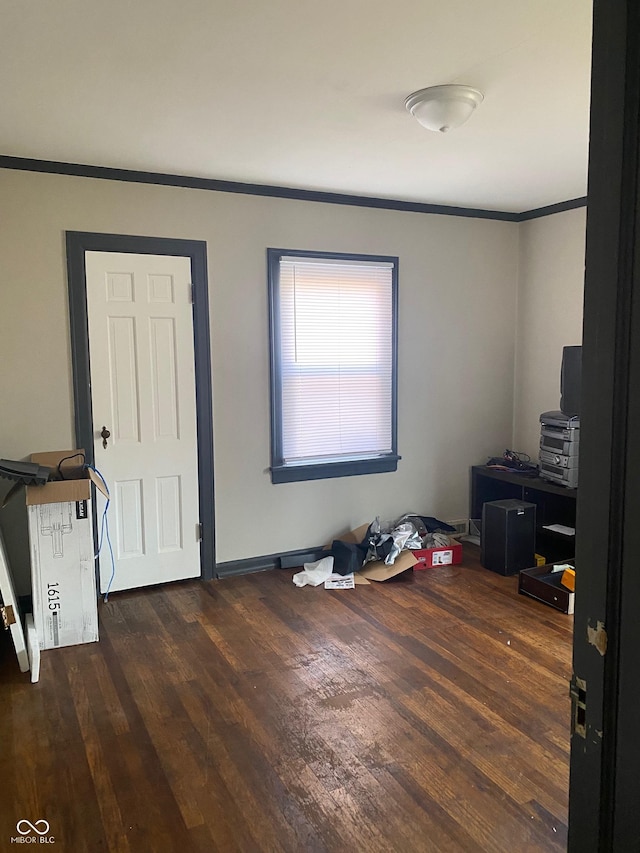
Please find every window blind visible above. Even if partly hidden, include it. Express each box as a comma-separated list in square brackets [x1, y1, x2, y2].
[277, 255, 395, 466]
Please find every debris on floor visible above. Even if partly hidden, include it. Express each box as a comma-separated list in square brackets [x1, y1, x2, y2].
[293, 513, 461, 588]
[324, 574, 355, 590]
[292, 556, 334, 587]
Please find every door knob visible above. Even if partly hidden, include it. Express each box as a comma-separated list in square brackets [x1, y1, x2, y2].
[100, 426, 111, 449]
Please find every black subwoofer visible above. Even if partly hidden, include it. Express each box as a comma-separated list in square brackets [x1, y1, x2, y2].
[560, 345, 582, 417]
[481, 499, 536, 575]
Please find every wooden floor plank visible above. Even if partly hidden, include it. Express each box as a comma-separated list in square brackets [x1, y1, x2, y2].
[0, 544, 571, 851]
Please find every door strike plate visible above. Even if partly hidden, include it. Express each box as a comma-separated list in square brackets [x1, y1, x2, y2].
[570, 673, 587, 738]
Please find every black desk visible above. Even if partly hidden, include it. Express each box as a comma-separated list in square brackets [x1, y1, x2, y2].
[470, 465, 577, 563]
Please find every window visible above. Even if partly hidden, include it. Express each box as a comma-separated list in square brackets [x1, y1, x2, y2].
[268, 248, 399, 483]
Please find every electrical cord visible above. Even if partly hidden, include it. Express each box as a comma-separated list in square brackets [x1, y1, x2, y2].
[503, 449, 531, 464]
[486, 449, 538, 476]
[84, 464, 115, 602]
[56, 451, 86, 480]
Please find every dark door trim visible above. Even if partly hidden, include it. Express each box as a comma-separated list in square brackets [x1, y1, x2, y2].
[65, 231, 215, 582]
[569, 1, 640, 849]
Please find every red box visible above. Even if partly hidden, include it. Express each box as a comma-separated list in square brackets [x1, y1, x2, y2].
[413, 541, 463, 569]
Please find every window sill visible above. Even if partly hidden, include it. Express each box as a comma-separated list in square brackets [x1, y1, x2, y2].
[270, 455, 400, 484]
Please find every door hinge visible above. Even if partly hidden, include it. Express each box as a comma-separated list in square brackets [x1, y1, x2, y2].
[189, 283, 195, 305]
[1, 604, 16, 630]
[570, 673, 587, 738]
[196, 522, 203, 542]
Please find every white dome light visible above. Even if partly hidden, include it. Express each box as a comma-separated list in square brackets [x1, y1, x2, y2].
[405, 84, 484, 133]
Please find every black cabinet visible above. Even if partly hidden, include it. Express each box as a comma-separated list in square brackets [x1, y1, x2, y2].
[470, 465, 577, 563]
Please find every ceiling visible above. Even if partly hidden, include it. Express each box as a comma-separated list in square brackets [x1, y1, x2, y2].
[0, 0, 592, 213]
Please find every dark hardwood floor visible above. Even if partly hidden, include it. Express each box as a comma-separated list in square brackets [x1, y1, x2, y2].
[0, 545, 572, 852]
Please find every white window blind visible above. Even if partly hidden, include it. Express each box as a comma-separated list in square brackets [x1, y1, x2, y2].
[277, 255, 395, 466]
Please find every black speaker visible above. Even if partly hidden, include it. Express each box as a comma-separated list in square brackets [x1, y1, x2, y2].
[560, 345, 582, 416]
[481, 499, 536, 575]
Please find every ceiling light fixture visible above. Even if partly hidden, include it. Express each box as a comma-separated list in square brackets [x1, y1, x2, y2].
[405, 84, 484, 133]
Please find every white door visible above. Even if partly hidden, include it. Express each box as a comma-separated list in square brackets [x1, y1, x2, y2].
[0, 526, 29, 673]
[85, 251, 201, 593]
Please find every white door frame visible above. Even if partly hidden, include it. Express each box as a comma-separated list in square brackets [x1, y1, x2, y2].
[66, 232, 215, 582]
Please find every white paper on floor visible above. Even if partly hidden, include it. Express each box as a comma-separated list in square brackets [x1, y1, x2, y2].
[324, 574, 355, 590]
[292, 555, 335, 587]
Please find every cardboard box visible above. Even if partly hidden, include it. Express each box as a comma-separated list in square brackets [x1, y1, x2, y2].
[327, 523, 418, 585]
[413, 541, 463, 570]
[24, 451, 104, 650]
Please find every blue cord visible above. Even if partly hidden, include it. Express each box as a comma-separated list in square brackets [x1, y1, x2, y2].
[85, 465, 116, 602]
[102, 506, 116, 602]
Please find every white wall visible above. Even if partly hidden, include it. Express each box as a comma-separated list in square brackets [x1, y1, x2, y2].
[513, 207, 586, 458]
[0, 168, 519, 593]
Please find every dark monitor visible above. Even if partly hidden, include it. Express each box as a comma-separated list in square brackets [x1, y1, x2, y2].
[560, 345, 582, 416]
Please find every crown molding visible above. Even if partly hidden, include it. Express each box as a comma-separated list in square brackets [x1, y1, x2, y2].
[0, 155, 585, 221]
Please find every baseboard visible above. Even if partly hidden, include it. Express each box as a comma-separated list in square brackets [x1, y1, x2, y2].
[279, 548, 327, 569]
[215, 546, 325, 579]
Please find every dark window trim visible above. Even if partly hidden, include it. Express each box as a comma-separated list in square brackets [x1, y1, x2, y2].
[65, 231, 215, 582]
[0, 155, 583, 222]
[267, 247, 399, 484]
[270, 455, 401, 484]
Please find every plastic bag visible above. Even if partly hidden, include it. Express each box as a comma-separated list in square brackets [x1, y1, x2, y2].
[363, 513, 427, 565]
[292, 556, 335, 587]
